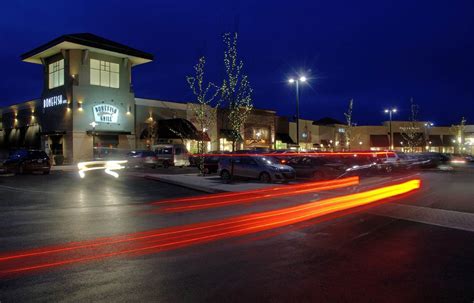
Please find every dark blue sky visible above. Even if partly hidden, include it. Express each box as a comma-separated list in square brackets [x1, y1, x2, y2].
[1, 0, 473, 125]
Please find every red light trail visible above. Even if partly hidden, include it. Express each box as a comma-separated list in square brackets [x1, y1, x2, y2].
[193, 151, 395, 158]
[0, 179, 420, 276]
[152, 176, 360, 213]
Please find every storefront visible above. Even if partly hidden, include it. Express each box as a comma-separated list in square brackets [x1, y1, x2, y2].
[14, 33, 154, 163]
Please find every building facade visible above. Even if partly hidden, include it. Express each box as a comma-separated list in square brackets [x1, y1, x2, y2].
[1, 33, 473, 161]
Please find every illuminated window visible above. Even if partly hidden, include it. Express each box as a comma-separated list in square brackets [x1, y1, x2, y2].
[48, 59, 64, 89]
[90, 59, 119, 88]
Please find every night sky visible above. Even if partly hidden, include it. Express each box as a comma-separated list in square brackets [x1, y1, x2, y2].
[1, 0, 473, 126]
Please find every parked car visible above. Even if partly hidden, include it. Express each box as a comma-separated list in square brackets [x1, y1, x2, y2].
[152, 144, 190, 168]
[270, 150, 299, 165]
[286, 156, 347, 179]
[3, 150, 51, 175]
[218, 155, 295, 183]
[125, 150, 158, 168]
[201, 155, 221, 174]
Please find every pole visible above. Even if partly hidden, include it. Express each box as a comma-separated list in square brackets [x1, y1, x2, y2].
[295, 80, 300, 147]
[92, 126, 96, 159]
[389, 111, 392, 150]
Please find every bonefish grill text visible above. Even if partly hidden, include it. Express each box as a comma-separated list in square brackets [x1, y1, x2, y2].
[43, 95, 67, 108]
[93, 104, 119, 123]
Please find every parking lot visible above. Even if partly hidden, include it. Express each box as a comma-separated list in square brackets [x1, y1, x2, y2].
[1, 161, 474, 301]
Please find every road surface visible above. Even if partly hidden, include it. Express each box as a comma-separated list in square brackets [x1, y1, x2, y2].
[1, 166, 474, 302]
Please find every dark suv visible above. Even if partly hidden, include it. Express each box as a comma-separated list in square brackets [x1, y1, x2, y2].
[3, 150, 51, 175]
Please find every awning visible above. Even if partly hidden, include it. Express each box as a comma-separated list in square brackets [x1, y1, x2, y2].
[86, 130, 131, 136]
[157, 118, 201, 140]
[275, 133, 295, 144]
[428, 135, 443, 146]
[40, 131, 67, 135]
[443, 135, 456, 146]
[220, 129, 242, 141]
[370, 135, 389, 147]
[197, 131, 211, 142]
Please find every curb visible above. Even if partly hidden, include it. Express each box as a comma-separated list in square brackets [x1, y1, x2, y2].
[0, 173, 15, 177]
[144, 175, 226, 194]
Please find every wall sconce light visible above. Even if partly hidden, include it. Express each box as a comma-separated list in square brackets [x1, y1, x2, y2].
[127, 105, 131, 115]
[78, 101, 83, 111]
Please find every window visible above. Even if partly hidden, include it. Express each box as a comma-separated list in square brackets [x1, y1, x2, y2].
[48, 59, 64, 89]
[90, 59, 119, 88]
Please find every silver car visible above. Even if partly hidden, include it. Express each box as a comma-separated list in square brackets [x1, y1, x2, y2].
[218, 155, 296, 183]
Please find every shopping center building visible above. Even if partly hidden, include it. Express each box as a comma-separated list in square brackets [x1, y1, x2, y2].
[0, 33, 472, 163]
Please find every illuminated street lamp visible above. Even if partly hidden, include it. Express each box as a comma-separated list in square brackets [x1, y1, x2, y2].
[424, 122, 434, 151]
[90, 121, 98, 159]
[384, 108, 397, 150]
[288, 76, 307, 147]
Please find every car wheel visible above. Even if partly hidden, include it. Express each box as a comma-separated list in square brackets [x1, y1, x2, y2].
[385, 165, 393, 173]
[163, 161, 170, 168]
[43, 170, 50, 175]
[220, 170, 231, 183]
[259, 172, 271, 183]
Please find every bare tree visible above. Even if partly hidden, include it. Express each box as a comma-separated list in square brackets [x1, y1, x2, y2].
[186, 56, 220, 173]
[401, 98, 424, 152]
[450, 117, 467, 154]
[344, 99, 355, 150]
[220, 32, 253, 151]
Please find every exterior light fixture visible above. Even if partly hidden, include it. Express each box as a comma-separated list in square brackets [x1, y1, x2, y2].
[287, 75, 309, 148]
[359, 141, 363, 145]
[127, 105, 131, 115]
[78, 102, 83, 111]
[384, 107, 398, 150]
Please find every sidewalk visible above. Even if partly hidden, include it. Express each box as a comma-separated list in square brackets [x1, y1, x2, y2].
[51, 164, 77, 171]
[142, 173, 279, 193]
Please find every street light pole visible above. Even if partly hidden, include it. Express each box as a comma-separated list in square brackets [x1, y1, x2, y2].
[384, 108, 397, 150]
[295, 80, 300, 147]
[424, 122, 434, 152]
[90, 121, 98, 159]
[289, 76, 306, 148]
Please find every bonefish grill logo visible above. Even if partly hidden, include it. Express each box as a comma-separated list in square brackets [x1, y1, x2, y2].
[43, 95, 67, 108]
[93, 104, 119, 123]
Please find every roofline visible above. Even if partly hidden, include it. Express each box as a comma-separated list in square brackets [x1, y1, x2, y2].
[21, 34, 154, 62]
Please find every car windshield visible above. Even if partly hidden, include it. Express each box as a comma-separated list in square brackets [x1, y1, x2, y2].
[156, 148, 173, 154]
[8, 150, 28, 159]
[256, 156, 280, 165]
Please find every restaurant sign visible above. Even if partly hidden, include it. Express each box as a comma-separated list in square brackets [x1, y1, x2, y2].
[93, 104, 119, 123]
[43, 94, 67, 108]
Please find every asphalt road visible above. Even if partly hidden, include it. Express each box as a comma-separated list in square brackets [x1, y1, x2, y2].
[1, 166, 474, 302]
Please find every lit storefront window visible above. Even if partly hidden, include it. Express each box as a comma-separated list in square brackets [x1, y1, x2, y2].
[219, 138, 233, 151]
[244, 126, 270, 147]
[90, 59, 120, 88]
[48, 59, 64, 89]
